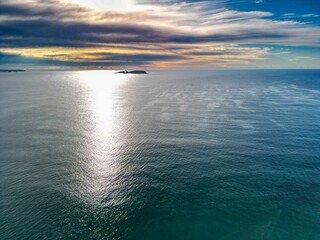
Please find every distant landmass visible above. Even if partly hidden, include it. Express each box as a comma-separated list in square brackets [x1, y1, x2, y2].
[0, 69, 26, 72]
[116, 70, 147, 74]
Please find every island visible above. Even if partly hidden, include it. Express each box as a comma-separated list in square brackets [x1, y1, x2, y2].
[0, 69, 26, 72]
[116, 70, 147, 74]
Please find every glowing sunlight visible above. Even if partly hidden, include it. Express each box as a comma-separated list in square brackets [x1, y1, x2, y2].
[72, 70, 130, 204]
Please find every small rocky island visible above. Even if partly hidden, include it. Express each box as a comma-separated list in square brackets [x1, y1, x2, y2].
[116, 70, 147, 74]
[0, 69, 26, 72]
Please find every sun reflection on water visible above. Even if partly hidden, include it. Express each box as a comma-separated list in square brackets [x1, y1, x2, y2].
[79, 71, 125, 137]
[72, 70, 133, 205]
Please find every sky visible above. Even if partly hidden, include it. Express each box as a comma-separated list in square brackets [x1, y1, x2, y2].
[0, 0, 320, 69]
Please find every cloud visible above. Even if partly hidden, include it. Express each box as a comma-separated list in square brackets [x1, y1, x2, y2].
[0, 51, 155, 68]
[1, 0, 320, 68]
[282, 13, 320, 19]
[301, 13, 320, 18]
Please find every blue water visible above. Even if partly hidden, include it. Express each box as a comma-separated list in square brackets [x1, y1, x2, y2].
[1, 70, 320, 240]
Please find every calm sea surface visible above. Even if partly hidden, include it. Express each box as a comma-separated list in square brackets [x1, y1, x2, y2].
[1, 70, 320, 240]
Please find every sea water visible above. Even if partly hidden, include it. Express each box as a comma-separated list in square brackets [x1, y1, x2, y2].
[1, 70, 320, 240]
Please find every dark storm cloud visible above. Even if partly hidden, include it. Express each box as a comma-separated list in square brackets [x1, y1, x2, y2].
[0, 3, 57, 17]
[0, 1, 303, 49]
[0, 18, 288, 49]
[0, 18, 168, 48]
[0, 1, 93, 19]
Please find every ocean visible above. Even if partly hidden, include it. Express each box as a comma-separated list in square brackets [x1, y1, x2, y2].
[1, 70, 320, 240]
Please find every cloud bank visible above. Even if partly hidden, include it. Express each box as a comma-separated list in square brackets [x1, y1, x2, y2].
[1, 0, 320, 68]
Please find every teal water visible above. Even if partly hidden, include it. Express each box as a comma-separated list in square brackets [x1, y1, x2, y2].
[1, 70, 320, 240]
